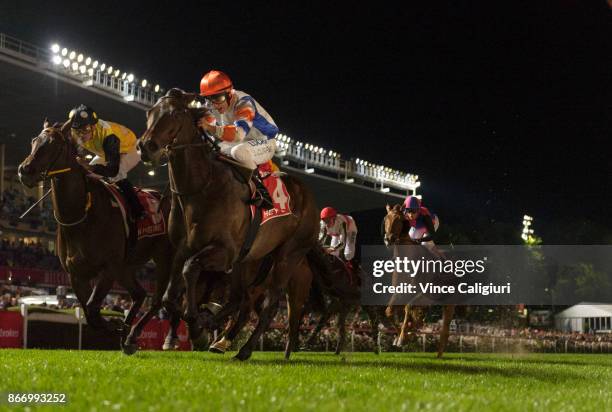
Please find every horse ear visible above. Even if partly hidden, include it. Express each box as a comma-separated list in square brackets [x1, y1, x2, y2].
[60, 119, 72, 136]
[183, 92, 198, 103]
[43, 118, 50, 129]
[394, 204, 401, 212]
[386, 204, 391, 212]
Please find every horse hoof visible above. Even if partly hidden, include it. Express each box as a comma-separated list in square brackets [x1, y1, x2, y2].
[163, 338, 180, 351]
[232, 352, 250, 361]
[122, 343, 138, 356]
[209, 337, 231, 354]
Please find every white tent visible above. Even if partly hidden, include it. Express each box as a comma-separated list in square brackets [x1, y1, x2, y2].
[555, 302, 612, 333]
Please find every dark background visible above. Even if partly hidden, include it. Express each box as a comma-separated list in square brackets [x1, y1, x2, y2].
[1, 1, 611, 239]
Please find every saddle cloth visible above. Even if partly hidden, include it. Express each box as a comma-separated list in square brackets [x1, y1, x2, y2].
[101, 182, 167, 240]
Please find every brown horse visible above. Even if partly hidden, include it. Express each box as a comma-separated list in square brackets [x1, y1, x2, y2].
[383, 204, 455, 358]
[138, 89, 319, 360]
[18, 120, 183, 355]
[303, 248, 397, 355]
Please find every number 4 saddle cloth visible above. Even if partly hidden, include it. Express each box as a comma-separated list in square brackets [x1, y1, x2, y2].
[250, 163, 293, 225]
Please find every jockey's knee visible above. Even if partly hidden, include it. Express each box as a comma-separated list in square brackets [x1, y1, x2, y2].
[230, 144, 257, 169]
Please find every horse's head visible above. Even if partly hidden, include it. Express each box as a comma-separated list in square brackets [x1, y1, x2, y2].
[383, 204, 405, 246]
[18, 119, 79, 188]
[138, 88, 203, 166]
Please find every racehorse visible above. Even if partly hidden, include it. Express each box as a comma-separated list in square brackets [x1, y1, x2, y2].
[18, 120, 183, 355]
[303, 247, 397, 355]
[383, 204, 455, 358]
[138, 88, 320, 360]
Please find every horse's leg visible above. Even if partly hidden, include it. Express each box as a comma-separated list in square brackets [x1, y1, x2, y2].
[70, 271, 93, 321]
[208, 261, 260, 353]
[117, 265, 147, 329]
[163, 311, 182, 351]
[396, 304, 411, 347]
[234, 288, 280, 361]
[284, 260, 312, 359]
[162, 247, 186, 318]
[85, 273, 116, 332]
[437, 305, 456, 358]
[182, 252, 206, 339]
[364, 306, 381, 355]
[121, 251, 172, 354]
[208, 297, 250, 354]
[334, 306, 349, 355]
[117, 271, 148, 354]
[305, 305, 333, 348]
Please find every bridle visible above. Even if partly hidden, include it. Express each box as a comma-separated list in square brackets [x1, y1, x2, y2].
[147, 97, 214, 197]
[33, 128, 91, 226]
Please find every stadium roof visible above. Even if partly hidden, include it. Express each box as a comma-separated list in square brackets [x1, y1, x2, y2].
[555, 303, 612, 319]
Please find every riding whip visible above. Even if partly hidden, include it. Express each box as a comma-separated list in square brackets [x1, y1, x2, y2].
[19, 188, 52, 219]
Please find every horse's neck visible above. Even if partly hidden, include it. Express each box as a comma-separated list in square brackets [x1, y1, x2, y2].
[51, 171, 88, 224]
[169, 135, 240, 198]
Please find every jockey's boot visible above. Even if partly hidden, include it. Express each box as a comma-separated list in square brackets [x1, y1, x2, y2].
[253, 175, 274, 210]
[116, 179, 146, 221]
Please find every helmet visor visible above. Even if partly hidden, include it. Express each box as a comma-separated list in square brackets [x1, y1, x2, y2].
[204, 93, 228, 104]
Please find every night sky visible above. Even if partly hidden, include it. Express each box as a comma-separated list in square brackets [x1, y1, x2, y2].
[2, 1, 611, 229]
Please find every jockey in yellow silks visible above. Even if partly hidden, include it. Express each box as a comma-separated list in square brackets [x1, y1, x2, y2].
[69, 104, 144, 220]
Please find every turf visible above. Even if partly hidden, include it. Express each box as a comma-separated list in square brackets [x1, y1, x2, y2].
[0, 350, 610, 411]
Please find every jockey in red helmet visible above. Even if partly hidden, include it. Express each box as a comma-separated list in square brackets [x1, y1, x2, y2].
[319, 207, 358, 262]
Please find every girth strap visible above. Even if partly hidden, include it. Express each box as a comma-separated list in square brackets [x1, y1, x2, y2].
[238, 202, 263, 262]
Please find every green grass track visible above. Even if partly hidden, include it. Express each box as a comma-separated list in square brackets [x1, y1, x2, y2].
[0, 350, 610, 411]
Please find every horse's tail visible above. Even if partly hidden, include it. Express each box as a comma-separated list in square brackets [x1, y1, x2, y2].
[306, 246, 359, 302]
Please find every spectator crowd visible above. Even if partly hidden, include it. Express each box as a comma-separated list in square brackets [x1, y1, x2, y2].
[1, 188, 56, 230]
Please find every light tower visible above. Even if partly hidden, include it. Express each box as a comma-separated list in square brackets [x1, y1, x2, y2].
[522, 215, 536, 244]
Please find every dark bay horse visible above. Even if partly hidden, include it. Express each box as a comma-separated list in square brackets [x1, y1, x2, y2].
[139, 89, 320, 360]
[383, 204, 456, 358]
[304, 247, 397, 355]
[18, 120, 183, 355]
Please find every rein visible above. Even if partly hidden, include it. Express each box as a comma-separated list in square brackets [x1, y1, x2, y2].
[41, 129, 92, 227]
[164, 120, 214, 197]
[54, 192, 92, 226]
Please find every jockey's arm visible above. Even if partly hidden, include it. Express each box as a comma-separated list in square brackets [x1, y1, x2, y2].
[234, 98, 278, 140]
[197, 112, 235, 142]
[318, 220, 327, 242]
[331, 221, 348, 251]
[419, 214, 436, 243]
[318, 221, 332, 247]
[90, 135, 120, 177]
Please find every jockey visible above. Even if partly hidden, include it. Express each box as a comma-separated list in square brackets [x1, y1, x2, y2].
[402, 195, 443, 258]
[68, 104, 145, 220]
[319, 207, 358, 264]
[196, 70, 278, 208]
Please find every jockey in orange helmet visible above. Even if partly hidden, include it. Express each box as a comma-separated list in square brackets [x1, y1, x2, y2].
[319, 207, 358, 262]
[197, 70, 278, 207]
